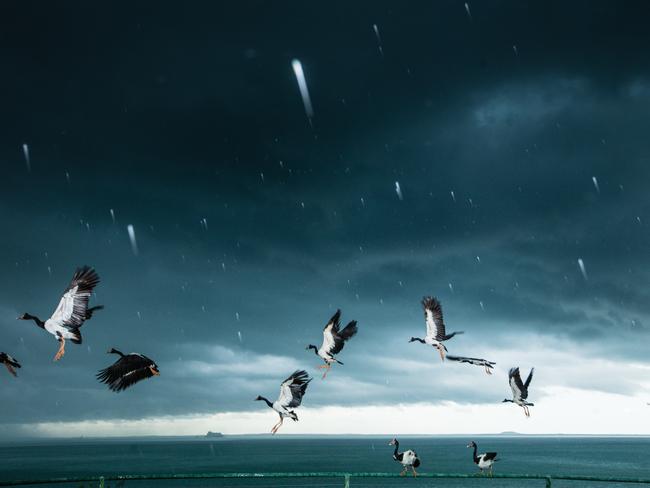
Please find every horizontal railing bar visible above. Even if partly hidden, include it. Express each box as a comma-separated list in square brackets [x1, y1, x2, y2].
[1, 472, 650, 486]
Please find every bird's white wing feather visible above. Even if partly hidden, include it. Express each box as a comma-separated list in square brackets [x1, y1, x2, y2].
[49, 286, 82, 329]
[277, 377, 294, 408]
[321, 323, 337, 353]
[509, 374, 523, 400]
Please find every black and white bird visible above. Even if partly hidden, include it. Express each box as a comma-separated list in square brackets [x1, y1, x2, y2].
[389, 438, 420, 477]
[467, 441, 498, 475]
[409, 296, 463, 360]
[306, 309, 358, 379]
[503, 367, 535, 417]
[446, 355, 496, 375]
[0, 353, 21, 377]
[255, 370, 311, 434]
[17, 266, 103, 361]
[97, 348, 160, 392]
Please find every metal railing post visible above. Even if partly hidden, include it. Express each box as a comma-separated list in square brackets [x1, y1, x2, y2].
[545, 476, 552, 488]
[99, 476, 105, 488]
[343, 473, 350, 488]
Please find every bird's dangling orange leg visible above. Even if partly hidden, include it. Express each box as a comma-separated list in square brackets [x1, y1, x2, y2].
[400, 468, 407, 477]
[437, 345, 446, 361]
[4, 363, 16, 377]
[485, 366, 492, 375]
[54, 338, 66, 362]
[411, 467, 418, 478]
[321, 364, 331, 380]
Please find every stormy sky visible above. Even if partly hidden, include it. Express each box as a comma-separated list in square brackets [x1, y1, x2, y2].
[1, 1, 649, 437]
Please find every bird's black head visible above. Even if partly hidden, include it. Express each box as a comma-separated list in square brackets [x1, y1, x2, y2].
[254, 395, 263, 401]
[306, 345, 318, 354]
[502, 399, 513, 403]
[408, 337, 418, 343]
[388, 438, 398, 446]
[467, 441, 477, 448]
[16, 313, 30, 321]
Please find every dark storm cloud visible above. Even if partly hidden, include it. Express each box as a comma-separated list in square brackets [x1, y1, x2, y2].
[0, 1, 649, 430]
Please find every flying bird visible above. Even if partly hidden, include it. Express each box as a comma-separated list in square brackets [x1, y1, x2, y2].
[389, 438, 420, 477]
[17, 266, 103, 361]
[0, 353, 21, 377]
[503, 367, 535, 417]
[446, 355, 496, 375]
[467, 441, 498, 475]
[409, 296, 463, 360]
[97, 348, 160, 392]
[255, 370, 311, 434]
[306, 309, 358, 379]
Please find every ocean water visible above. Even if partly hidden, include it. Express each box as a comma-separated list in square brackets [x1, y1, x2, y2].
[0, 436, 648, 488]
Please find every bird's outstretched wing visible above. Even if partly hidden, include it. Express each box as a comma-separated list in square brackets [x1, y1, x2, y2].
[329, 320, 358, 355]
[483, 452, 498, 461]
[277, 370, 311, 408]
[524, 368, 534, 389]
[509, 367, 527, 400]
[321, 310, 341, 353]
[0, 353, 20, 377]
[49, 266, 100, 330]
[96, 354, 158, 392]
[446, 355, 495, 368]
[422, 296, 446, 340]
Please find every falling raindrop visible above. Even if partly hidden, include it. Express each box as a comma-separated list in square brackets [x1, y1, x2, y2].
[22, 143, 30, 172]
[450, 191, 456, 203]
[448, 283, 454, 293]
[47, 266, 52, 276]
[235, 312, 240, 321]
[513, 45, 518, 56]
[372, 24, 384, 56]
[237, 331, 243, 343]
[136, 311, 142, 319]
[110, 209, 116, 223]
[476, 256, 481, 263]
[360, 197, 365, 207]
[592, 176, 600, 193]
[127, 225, 139, 256]
[395, 181, 403, 200]
[291, 59, 314, 121]
[577, 258, 588, 281]
[479, 301, 485, 311]
[260, 173, 265, 182]
[464, 2, 472, 20]
[65, 172, 71, 184]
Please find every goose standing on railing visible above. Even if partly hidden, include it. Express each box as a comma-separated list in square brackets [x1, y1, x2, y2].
[409, 296, 463, 360]
[0, 352, 21, 377]
[503, 367, 535, 417]
[255, 370, 312, 434]
[446, 355, 496, 375]
[389, 438, 420, 477]
[306, 309, 358, 379]
[97, 348, 160, 392]
[467, 441, 498, 475]
[17, 266, 103, 361]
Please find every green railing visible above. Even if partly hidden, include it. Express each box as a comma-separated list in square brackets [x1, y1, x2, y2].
[2, 472, 650, 487]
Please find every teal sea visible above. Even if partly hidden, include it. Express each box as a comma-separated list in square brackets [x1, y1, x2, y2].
[0, 436, 649, 488]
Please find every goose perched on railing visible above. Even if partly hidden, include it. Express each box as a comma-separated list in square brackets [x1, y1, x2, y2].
[389, 438, 420, 477]
[446, 355, 496, 375]
[96, 348, 160, 392]
[503, 367, 535, 417]
[306, 309, 358, 379]
[17, 266, 103, 361]
[255, 370, 311, 434]
[0, 352, 21, 377]
[409, 296, 463, 360]
[467, 441, 498, 475]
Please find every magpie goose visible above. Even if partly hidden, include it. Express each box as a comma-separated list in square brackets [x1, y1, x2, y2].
[503, 367, 535, 417]
[18, 266, 103, 361]
[389, 438, 420, 477]
[255, 370, 311, 434]
[306, 309, 358, 379]
[0, 353, 21, 377]
[97, 348, 160, 392]
[446, 355, 496, 375]
[409, 296, 463, 360]
[467, 441, 498, 475]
